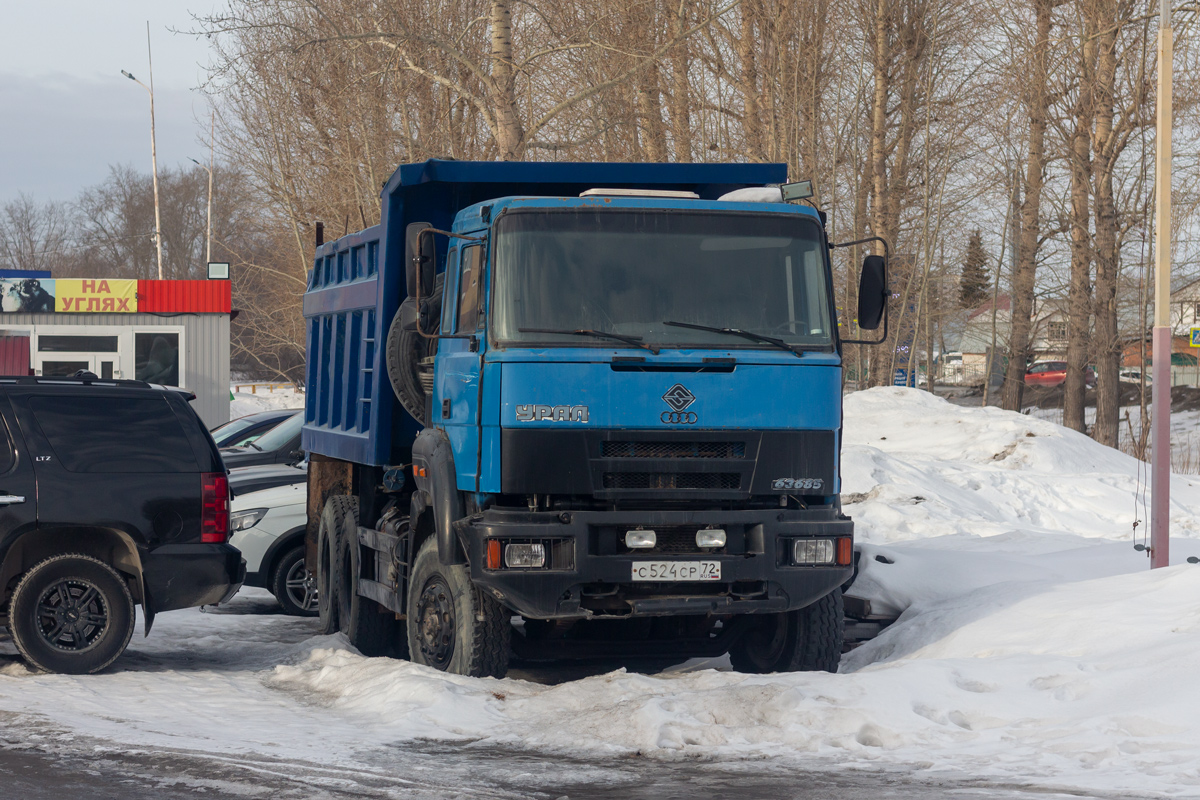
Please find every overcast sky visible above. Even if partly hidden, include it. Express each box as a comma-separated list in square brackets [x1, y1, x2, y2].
[0, 1, 227, 203]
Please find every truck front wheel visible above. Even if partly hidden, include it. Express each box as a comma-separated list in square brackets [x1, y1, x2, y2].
[729, 589, 843, 674]
[406, 537, 509, 678]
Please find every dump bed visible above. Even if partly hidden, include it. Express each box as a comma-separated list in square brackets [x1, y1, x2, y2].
[301, 159, 789, 467]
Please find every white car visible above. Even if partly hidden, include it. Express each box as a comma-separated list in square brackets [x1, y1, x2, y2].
[229, 478, 313, 615]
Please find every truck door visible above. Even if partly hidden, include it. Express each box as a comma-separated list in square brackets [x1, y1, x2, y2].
[436, 242, 485, 490]
[0, 396, 37, 548]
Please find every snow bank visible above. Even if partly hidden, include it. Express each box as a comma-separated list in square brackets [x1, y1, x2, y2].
[267, 566, 1200, 796]
[230, 385, 304, 418]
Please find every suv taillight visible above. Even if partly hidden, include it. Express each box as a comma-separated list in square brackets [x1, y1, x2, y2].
[201, 472, 229, 543]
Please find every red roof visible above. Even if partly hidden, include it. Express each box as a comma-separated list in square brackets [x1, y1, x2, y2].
[138, 280, 230, 313]
[967, 294, 1012, 321]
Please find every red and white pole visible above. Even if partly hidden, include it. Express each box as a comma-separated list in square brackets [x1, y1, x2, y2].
[1151, 0, 1172, 569]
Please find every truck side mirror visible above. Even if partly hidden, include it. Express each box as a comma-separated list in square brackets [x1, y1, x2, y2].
[857, 255, 887, 331]
[830, 236, 890, 345]
[405, 221, 433, 298]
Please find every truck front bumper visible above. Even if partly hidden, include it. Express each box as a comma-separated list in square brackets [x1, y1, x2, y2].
[461, 507, 852, 620]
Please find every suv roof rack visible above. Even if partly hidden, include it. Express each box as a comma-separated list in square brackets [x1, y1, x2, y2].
[0, 376, 154, 388]
[0, 376, 198, 401]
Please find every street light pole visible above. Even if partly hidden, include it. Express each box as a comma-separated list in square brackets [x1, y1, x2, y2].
[190, 111, 215, 266]
[1151, 0, 1172, 569]
[121, 21, 163, 280]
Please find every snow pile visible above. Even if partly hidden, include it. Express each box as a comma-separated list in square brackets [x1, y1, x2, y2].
[267, 563, 1200, 796]
[717, 186, 784, 203]
[230, 384, 303, 418]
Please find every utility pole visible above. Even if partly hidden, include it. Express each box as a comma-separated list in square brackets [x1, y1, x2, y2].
[190, 110, 215, 266]
[1151, 0, 1172, 569]
[122, 21, 163, 280]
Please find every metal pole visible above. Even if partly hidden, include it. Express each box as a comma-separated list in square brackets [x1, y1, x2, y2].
[206, 110, 214, 264]
[1151, 0, 1172, 569]
[146, 22, 164, 280]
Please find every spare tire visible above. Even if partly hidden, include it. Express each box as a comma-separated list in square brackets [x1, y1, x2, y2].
[386, 275, 442, 425]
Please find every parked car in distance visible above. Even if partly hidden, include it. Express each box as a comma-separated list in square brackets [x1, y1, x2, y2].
[228, 472, 312, 615]
[1118, 368, 1151, 385]
[229, 463, 307, 498]
[210, 408, 300, 449]
[1024, 361, 1097, 388]
[220, 410, 303, 469]
[0, 376, 244, 674]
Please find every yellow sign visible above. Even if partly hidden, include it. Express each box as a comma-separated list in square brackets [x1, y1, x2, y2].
[55, 279, 138, 313]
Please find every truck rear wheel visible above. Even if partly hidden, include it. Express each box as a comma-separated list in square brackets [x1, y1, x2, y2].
[317, 496, 356, 635]
[336, 501, 401, 657]
[406, 537, 509, 678]
[729, 589, 843, 674]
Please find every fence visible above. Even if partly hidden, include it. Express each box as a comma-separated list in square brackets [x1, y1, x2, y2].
[232, 381, 301, 395]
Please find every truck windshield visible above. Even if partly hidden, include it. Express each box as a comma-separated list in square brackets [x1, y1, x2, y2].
[491, 209, 833, 351]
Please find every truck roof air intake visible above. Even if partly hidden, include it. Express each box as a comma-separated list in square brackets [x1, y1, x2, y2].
[579, 188, 700, 199]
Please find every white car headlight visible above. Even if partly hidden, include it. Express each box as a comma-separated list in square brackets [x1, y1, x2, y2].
[230, 508, 268, 532]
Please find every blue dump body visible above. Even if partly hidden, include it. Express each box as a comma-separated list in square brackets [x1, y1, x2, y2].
[301, 159, 797, 467]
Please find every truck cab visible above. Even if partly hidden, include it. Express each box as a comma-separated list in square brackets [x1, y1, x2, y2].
[302, 161, 887, 678]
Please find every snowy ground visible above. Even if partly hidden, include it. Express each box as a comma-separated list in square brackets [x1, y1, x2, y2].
[2, 387, 1199, 798]
[230, 384, 304, 418]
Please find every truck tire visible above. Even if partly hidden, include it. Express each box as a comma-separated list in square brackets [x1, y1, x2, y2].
[336, 502, 401, 657]
[317, 496, 356, 635]
[385, 275, 443, 425]
[8, 554, 136, 675]
[406, 536, 509, 678]
[729, 589, 843, 674]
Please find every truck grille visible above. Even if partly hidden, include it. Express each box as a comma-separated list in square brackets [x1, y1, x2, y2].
[602, 472, 740, 490]
[601, 441, 746, 459]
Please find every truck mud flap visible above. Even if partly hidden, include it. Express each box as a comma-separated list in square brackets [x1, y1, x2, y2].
[412, 430, 466, 565]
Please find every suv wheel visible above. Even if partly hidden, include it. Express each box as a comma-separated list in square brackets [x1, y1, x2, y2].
[729, 589, 843, 674]
[9, 554, 136, 674]
[272, 545, 318, 617]
[406, 537, 509, 677]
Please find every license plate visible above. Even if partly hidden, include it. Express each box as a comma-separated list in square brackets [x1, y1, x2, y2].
[631, 561, 721, 582]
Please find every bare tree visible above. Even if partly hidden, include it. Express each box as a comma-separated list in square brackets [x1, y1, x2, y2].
[0, 195, 73, 273]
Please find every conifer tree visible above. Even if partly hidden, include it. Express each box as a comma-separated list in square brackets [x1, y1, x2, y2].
[959, 230, 990, 309]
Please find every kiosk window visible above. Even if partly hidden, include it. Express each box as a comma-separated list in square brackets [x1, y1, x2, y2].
[135, 333, 180, 386]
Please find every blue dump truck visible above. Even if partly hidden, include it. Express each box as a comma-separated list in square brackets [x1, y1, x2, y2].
[302, 160, 888, 678]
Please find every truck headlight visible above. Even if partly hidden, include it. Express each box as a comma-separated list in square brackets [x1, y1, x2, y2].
[230, 508, 268, 532]
[504, 543, 546, 568]
[793, 538, 835, 565]
[695, 529, 726, 548]
[625, 530, 657, 549]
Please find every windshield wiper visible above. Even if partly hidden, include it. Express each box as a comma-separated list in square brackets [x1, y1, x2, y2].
[246, 441, 264, 451]
[662, 321, 803, 358]
[518, 328, 660, 354]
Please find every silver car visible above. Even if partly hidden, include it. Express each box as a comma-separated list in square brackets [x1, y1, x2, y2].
[229, 480, 313, 615]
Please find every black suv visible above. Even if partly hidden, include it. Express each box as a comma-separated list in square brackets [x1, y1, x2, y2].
[0, 377, 244, 674]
